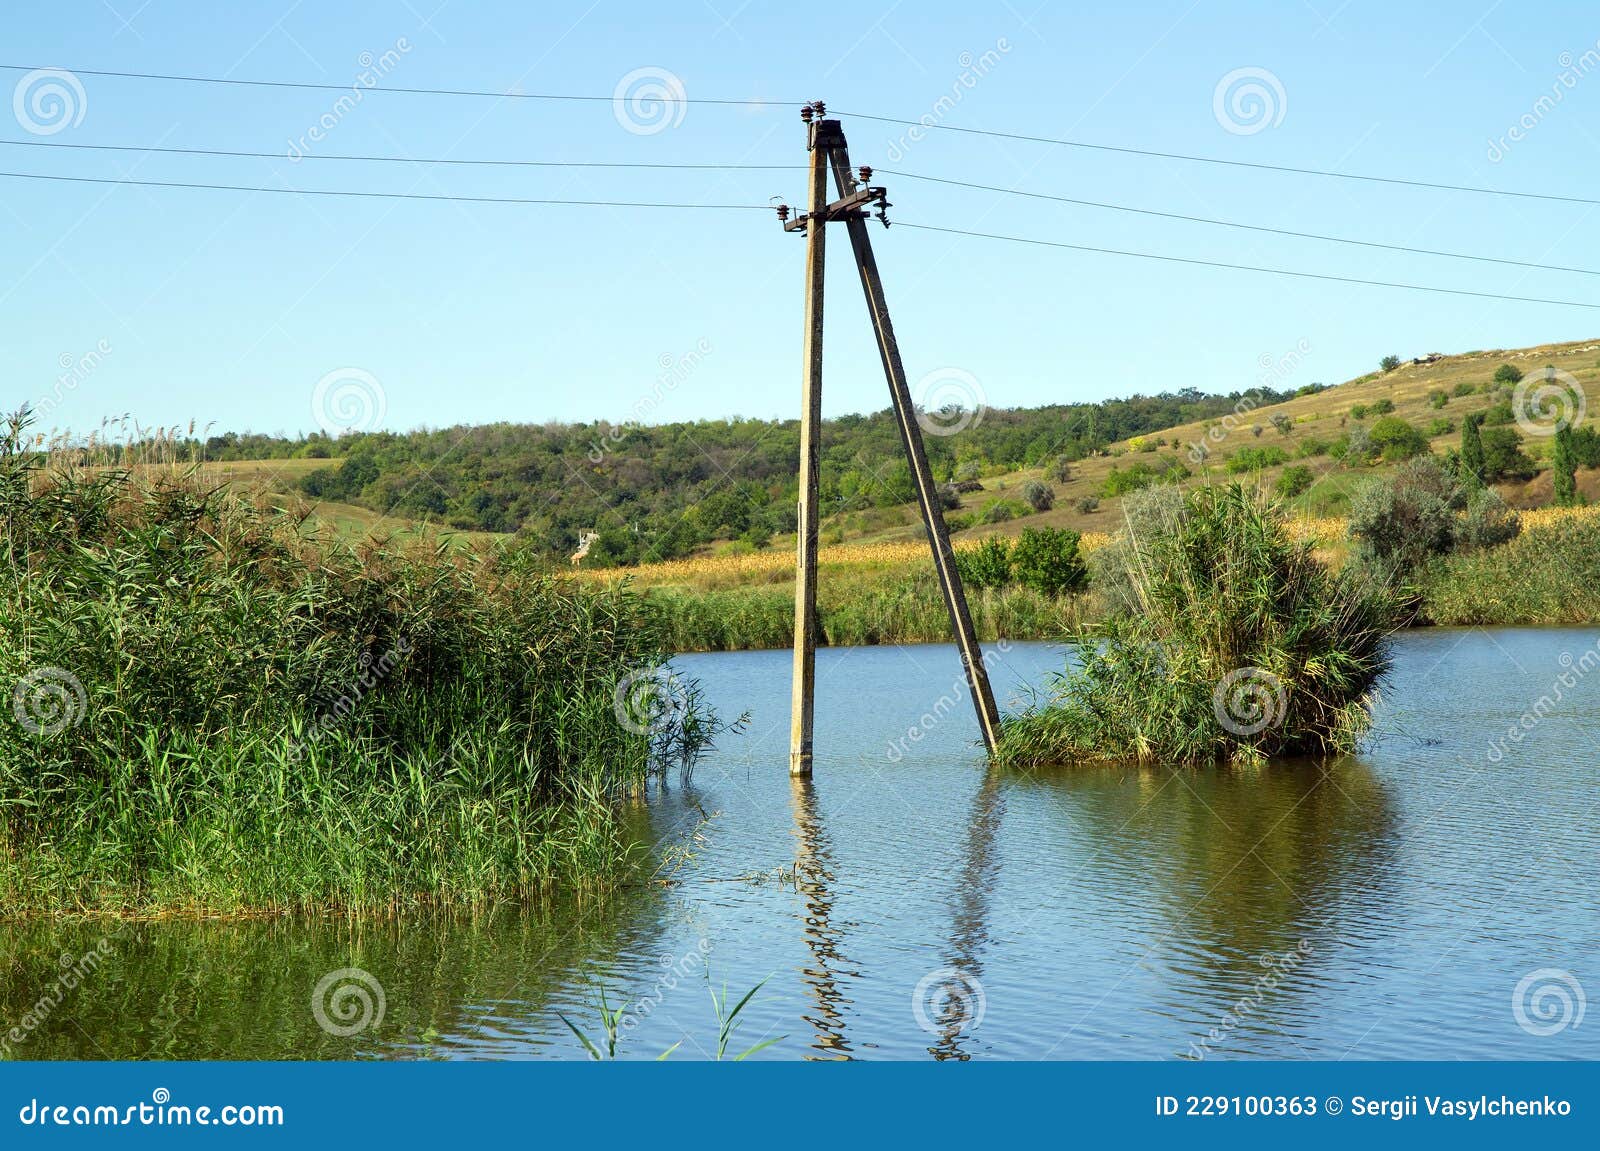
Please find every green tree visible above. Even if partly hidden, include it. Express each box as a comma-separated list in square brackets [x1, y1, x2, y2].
[1460, 413, 1486, 490]
[1379, 355, 1402, 372]
[1493, 363, 1524, 386]
[1553, 423, 1578, 507]
[1010, 527, 1088, 596]
[1367, 416, 1429, 462]
[1479, 426, 1536, 482]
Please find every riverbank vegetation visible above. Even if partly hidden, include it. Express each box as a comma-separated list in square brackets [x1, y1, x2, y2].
[996, 486, 1394, 767]
[0, 417, 713, 917]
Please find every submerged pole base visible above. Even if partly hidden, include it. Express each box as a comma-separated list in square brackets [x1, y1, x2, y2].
[790, 748, 813, 777]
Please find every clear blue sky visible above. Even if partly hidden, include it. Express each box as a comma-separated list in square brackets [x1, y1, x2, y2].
[5, 1, 1599, 439]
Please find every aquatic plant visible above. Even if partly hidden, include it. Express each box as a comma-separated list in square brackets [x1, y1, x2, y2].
[998, 485, 1394, 767]
[0, 412, 715, 915]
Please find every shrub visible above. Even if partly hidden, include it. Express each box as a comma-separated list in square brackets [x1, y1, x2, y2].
[1075, 496, 1100, 514]
[1494, 363, 1524, 385]
[1274, 465, 1315, 499]
[1456, 488, 1521, 551]
[1380, 355, 1402, 372]
[1367, 416, 1429, 461]
[1270, 413, 1293, 436]
[956, 535, 1013, 588]
[1049, 456, 1073, 484]
[1000, 486, 1393, 766]
[1370, 398, 1396, 415]
[1426, 417, 1455, 438]
[1428, 390, 1449, 409]
[1021, 480, 1056, 512]
[1010, 527, 1087, 597]
[1226, 445, 1289, 474]
[1251, 425, 1264, 438]
[1297, 437, 1329, 458]
[1453, 381, 1477, 397]
[1482, 400, 1516, 426]
[1102, 463, 1154, 497]
[1350, 404, 1369, 420]
[1349, 456, 1462, 572]
[978, 499, 1025, 525]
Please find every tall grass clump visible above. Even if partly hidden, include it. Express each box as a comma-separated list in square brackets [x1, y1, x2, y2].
[999, 485, 1394, 767]
[1421, 512, 1600, 625]
[0, 414, 716, 916]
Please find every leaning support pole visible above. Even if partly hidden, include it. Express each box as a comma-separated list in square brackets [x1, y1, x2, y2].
[826, 142, 1003, 757]
[789, 108, 835, 777]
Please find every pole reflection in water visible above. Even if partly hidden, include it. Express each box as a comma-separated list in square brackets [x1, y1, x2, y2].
[787, 775, 858, 1059]
[923, 768, 1005, 1060]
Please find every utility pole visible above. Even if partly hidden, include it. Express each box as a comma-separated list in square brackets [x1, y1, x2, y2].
[779, 104, 1002, 771]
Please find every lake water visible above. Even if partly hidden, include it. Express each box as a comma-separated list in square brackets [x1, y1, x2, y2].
[5, 630, 1598, 1060]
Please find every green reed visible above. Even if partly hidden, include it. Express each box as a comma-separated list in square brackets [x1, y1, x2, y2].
[0, 413, 715, 916]
[998, 485, 1394, 767]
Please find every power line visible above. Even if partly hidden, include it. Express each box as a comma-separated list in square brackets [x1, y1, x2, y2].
[0, 137, 803, 170]
[0, 169, 770, 209]
[0, 63, 802, 106]
[838, 110, 1600, 208]
[12, 137, 1589, 276]
[6, 63, 1592, 207]
[889, 170, 1600, 278]
[897, 221, 1600, 311]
